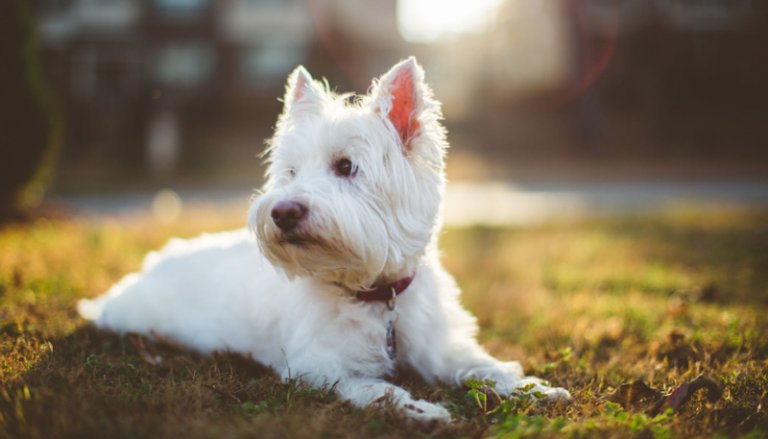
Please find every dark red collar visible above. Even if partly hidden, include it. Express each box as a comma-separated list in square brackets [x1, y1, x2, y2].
[356, 275, 414, 302]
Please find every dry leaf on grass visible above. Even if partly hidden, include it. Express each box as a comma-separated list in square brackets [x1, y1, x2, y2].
[604, 380, 663, 409]
[649, 375, 722, 416]
[604, 374, 722, 416]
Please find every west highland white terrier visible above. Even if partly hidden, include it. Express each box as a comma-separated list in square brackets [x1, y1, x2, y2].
[78, 57, 571, 422]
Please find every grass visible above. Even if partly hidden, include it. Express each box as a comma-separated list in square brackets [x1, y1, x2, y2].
[1, 207, 767, 438]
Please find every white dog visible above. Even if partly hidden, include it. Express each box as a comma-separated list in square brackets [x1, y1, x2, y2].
[78, 57, 570, 422]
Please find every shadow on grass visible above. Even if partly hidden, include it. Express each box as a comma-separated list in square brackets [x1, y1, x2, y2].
[1, 325, 473, 439]
[2, 325, 313, 438]
[605, 211, 768, 305]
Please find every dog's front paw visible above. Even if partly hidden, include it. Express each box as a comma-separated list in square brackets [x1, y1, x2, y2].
[402, 399, 452, 424]
[492, 375, 572, 402]
[511, 377, 572, 402]
[537, 385, 572, 402]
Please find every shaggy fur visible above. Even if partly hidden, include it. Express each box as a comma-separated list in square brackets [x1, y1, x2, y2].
[78, 58, 570, 422]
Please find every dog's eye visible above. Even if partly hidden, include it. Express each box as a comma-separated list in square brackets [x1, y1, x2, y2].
[287, 168, 295, 178]
[333, 158, 356, 177]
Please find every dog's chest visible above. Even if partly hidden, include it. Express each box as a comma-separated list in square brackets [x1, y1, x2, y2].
[315, 301, 399, 374]
[258, 285, 411, 379]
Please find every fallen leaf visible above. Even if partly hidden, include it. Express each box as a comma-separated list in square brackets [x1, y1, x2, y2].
[604, 380, 662, 408]
[650, 374, 722, 415]
[606, 375, 724, 417]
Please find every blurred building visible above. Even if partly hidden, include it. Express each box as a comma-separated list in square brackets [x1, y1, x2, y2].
[419, 0, 768, 160]
[571, 0, 767, 157]
[32, 0, 768, 183]
[34, 0, 403, 179]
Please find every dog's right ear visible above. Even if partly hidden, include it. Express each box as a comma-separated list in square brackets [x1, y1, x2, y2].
[281, 66, 326, 119]
[370, 57, 443, 156]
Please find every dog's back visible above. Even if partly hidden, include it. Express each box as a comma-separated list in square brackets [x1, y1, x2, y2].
[79, 230, 276, 354]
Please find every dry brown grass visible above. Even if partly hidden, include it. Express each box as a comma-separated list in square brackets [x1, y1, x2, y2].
[1, 207, 767, 438]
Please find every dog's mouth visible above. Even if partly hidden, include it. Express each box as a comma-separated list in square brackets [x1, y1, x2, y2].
[278, 232, 319, 247]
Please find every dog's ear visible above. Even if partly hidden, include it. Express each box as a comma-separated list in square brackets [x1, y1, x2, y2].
[371, 57, 437, 153]
[282, 66, 325, 118]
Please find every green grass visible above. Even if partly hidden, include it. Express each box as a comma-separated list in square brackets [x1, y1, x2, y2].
[1, 208, 767, 438]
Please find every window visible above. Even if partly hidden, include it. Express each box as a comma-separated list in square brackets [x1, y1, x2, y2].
[153, 43, 215, 88]
[240, 42, 305, 88]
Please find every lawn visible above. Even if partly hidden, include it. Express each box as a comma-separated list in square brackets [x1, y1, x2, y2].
[1, 207, 767, 438]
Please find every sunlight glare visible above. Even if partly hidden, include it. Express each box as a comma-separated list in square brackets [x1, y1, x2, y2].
[152, 189, 183, 224]
[398, 0, 504, 43]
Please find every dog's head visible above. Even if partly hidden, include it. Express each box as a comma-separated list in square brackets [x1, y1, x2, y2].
[249, 57, 447, 292]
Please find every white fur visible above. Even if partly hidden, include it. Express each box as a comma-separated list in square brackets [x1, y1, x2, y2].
[79, 58, 570, 423]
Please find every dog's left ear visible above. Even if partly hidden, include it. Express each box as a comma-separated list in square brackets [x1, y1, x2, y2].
[281, 65, 326, 119]
[371, 57, 435, 153]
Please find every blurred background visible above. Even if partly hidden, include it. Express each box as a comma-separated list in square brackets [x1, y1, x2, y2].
[2, 0, 768, 223]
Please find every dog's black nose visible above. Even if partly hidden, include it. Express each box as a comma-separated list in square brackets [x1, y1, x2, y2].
[271, 201, 307, 233]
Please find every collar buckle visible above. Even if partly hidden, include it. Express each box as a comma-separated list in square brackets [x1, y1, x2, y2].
[385, 286, 397, 311]
[355, 274, 414, 303]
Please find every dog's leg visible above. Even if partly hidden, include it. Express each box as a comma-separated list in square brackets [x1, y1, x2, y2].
[334, 378, 452, 423]
[428, 346, 572, 401]
[272, 338, 452, 422]
[400, 277, 572, 401]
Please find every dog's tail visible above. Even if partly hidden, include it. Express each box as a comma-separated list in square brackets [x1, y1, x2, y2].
[77, 297, 106, 321]
[77, 272, 140, 324]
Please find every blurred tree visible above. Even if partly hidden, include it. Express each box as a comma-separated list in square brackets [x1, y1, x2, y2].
[0, 0, 62, 220]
